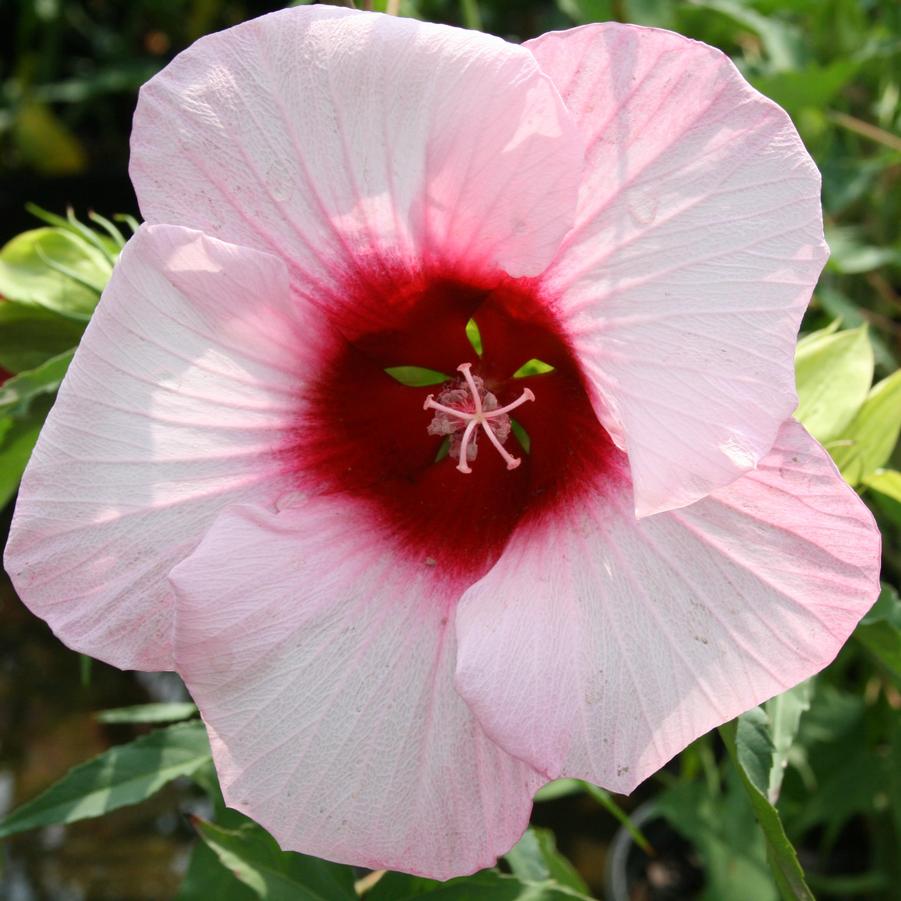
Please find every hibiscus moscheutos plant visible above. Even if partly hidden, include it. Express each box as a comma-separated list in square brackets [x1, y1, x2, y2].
[4, 6, 881, 880]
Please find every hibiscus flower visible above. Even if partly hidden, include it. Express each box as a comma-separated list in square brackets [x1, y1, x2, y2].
[5, 7, 880, 879]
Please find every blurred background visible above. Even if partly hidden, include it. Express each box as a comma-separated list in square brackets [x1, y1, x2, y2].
[1, 1, 899, 899]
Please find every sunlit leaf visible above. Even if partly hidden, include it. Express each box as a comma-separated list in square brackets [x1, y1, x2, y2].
[533, 779, 582, 802]
[863, 469, 901, 504]
[0, 227, 109, 318]
[505, 827, 590, 895]
[512, 359, 555, 378]
[0, 721, 211, 838]
[720, 711, 815, 901]
[764, 680, 813, 804]
[465, 318, 483, 356]
[194, 819, 357, 901]
[177, 839, 255, 901]
[794, 324, 872, 442]
[830, 369, 901, 484]
[384, 366, 451, 387]
[96, 702, 199, 724]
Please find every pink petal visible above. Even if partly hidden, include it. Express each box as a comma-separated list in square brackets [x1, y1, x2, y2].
[170, 499, 541, 879]
[5, 225, 315, 670]
[527, 24, 828, 516]
[455, 420, 880, 792]
[131, 7, 582, 292]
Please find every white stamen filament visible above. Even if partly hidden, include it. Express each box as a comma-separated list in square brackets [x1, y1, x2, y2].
[423, 362, 535, 474]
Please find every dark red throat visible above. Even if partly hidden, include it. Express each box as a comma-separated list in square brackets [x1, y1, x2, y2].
[290, 261, 622, 591]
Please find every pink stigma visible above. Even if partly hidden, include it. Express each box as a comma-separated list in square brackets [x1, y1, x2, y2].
[424, 363, 535, 474]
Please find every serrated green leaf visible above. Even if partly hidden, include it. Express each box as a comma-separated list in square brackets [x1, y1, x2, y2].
[384, 366, 451, 387]
[765, 680, 813, 804]
[0, 227, 109, 318]
[0, 720, 211, 838]
[0, 348, 73, 420]
[794, 324, 872, 442]
[829, 369, 901, 484]
[194, 819, 357, 901]
[720, 712, 815, 901]
[96, 702, 199, 724]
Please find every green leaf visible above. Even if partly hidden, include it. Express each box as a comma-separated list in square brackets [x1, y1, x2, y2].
[687, 0, 803, 70]
[96, 702, 199, 724]
[363, 869, 593, 900]
[533, 779, 582, 802]
[864, 469, 901, 504]
[581, 782, 654, 856]
[764, 680, 814, 804]
[384, 366, 451, 387]
[794, 323, 873, 442]
[532, 778, 652, 855]
[0, 720, 211, 838]
[0, 227, 110, 318]
[510, 418, 530, 454]
[658, 774, 777, 901]
[0, 412, 44, 508]
[360, 871, 442, 901]
[829, 369, 901, 484]
[504, 827, 590, 895]
[13, 103, 86, 176]
[465, 318, 483, 356]
[720, 712, 815, 901]
[854, 585, 901, 681]
[751, 60, 858, 113]
[512, 359, 555, 378]
[0, 348, 74, 420]
[177, 839, 256, 901]
[0, 299, 84, 373]
[825, 225, 901, 274]
[194, 819, 357, 901]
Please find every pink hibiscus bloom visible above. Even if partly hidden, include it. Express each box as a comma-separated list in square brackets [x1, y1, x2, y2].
[5, 8, 881, 879]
